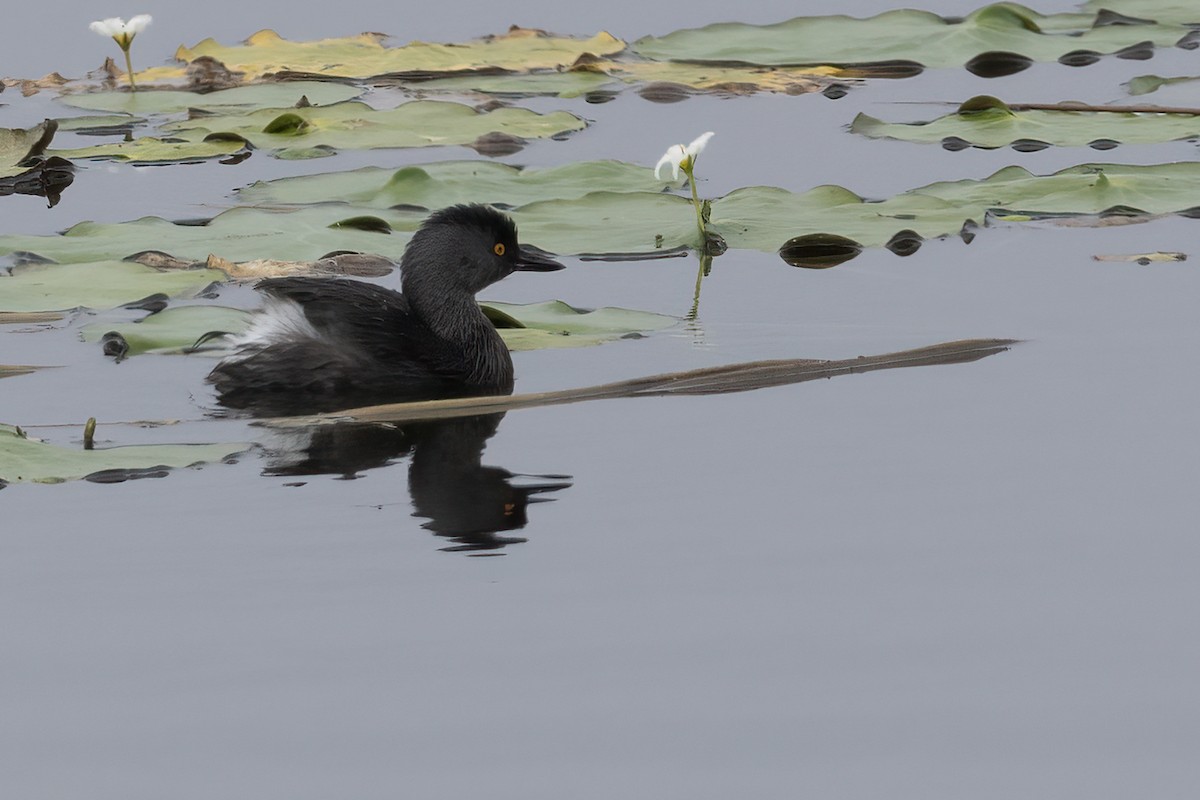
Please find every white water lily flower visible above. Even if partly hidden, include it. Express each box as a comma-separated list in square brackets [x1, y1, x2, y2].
[654, 131, 714, 181]
[89, 14, 152, 51]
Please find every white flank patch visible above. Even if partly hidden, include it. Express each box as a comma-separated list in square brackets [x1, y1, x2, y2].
[220, 297, 325, 363]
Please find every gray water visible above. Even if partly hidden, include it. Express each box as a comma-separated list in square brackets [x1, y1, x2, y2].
[4, 1, 1200, 798]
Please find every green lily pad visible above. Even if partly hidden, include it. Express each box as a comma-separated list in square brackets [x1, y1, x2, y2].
[0, 206, 421, 264]
[52, 115, 146, 134]
[6, 162, 1199, 263]
[238, 159, 666, 208]
[81, 305, 254, 356]
[79, 299, 673, 358]
[1125, 74, 1200, 107]
[158, 99, 585, 158]
[137, 28, 626, 84]
[56, 81, 364, 114]
[1081, 0, 1200, 26]
[485, 300, 676, 349]
[850, 95, 1200, 149]
[0, 260, 224, 313]
[51, 136, 248, 165]
[632, 3, 1191, 70]
[0, 423, 246, 484]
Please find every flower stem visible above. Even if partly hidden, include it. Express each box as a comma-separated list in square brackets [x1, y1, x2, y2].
[123, 48, 137, 91]
[685, 168, 706, 243]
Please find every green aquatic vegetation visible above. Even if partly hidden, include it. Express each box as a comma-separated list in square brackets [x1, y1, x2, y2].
[0, 260, 225, 313]
[57, 81, 363, 114]
[5, 163, 1198, 265]
[152, 99, 586, 159]
[79, 300, 675, 358]
[135, 28, 627, 84]
[50, 136, 249, 165]
[632, 3, 1192, 70]
[850, 95, 1200, 149]
[0, 422, 246, 484]
[238, 160, 667, 208]
[1080, 0, 1200, 26]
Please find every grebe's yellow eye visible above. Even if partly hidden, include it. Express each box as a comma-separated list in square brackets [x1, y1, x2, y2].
[493, 243, 506, 256]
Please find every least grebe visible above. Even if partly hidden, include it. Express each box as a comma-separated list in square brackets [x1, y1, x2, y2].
[207, 204, 562, 414]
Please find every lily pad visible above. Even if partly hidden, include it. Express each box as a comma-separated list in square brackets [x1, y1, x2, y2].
[0, 206, 421, 264]
[56, 81, 364, 114]
[851, 95, 1200, 149]
[485, 300, 676, 349]
[80, 299, 674, 358]
[159, 99, 586, 158]
[393, 70, 618, 98]
[0, 260, 224, 312]
[51, 136, 248, 165]
[81, 305, 254, 356]
[632, 3, 1192, 71]
[237, 159, 666, 208]
[0, 423, 246, 484]
[6, 163, 1199, 264]
[1081, 0, 1200, 26]
[137, 27, 626, 84]
[0, 120, 56, 178]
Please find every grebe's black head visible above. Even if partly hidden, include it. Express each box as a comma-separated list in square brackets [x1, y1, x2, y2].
[401, 204, 563, 297]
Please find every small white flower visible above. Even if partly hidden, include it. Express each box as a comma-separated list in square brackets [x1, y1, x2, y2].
[89, 14, 151, 50]
[654, 131, 714, 182]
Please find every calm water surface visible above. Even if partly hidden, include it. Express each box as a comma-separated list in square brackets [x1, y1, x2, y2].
[3, 0, 1199, 797]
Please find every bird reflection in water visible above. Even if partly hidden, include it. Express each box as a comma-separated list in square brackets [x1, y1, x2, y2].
[264, 413, 571, 553]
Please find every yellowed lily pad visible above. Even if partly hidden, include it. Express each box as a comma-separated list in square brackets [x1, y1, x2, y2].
[137, 27, 626, 84]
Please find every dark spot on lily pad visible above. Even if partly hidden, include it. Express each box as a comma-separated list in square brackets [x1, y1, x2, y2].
[1088, 139, 1120, 150]
[1059, 50, 1103, 67]
[471, 131, 526, 156]
[1115, 41, 1155, 60]
[885, 229, 923, 257]
[1012, 139, 1051, 152]
[965, 51, 1032, 78]
[779, 233, 863, 269]
[942, 136, 972, 152]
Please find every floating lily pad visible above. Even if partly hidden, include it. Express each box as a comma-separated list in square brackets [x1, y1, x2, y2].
[0, 120, 55, 177]
[81, 305, 253, 356]
[238, 159, 666, 208]
[51, 136, 249, 165]
[79, 299, 674, 358]
[485, 300, 676, 349]
[851, 95, 1200, 149]
[1081, 0, 1200, 26]
[6, 162, 1199, 263]
[0, 206, 420, 264]
[53, 114, 147, 134]
[137, 28, 626, 84]
[396, 70, 618, 98]
[158, 99, 586, 158]
[57, 81, 364, 114]
[0, 260, 224, 312]
[0, 422, 246, 484]
[632, 3, 1191, 71]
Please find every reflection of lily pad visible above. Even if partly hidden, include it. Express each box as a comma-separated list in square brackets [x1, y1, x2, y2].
[238, 160, 665, 208]
[56, 81, 363, 114]
[851, 95, 1200, 149]
[159, 99, 586, 158]
[0, 423, 246, 484]
[137, 28, 626, 83]
[0, 260, 224, 312]
[633, 3, 1191, 70]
